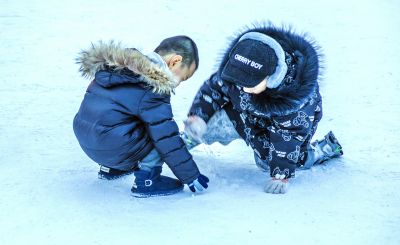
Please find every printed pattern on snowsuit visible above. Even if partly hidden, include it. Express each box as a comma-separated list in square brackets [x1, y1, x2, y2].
[266, 93, 322, 178]
[189, 74, 322, 178]
[189, 26, 322, 179]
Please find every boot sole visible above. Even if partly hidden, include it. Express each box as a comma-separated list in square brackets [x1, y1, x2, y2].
[98, 172, 134, 180]
[98, 169, 136, 180]
[131, 187, 184, 198]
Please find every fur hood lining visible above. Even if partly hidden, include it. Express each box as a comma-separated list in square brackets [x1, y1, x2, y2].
[218, 23, 323, 117]
[76, 41, 178, 94]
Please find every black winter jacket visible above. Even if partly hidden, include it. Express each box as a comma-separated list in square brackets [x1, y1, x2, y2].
[73, 42, 199, 184]
[189, 24, 323, 179]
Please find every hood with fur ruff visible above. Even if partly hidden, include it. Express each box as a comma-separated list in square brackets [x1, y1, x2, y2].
[218, 23, 323, 117]
[76, 41, 178, 94]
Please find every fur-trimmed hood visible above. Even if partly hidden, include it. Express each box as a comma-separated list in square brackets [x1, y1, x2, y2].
[218, 23, 323, 117]
[76, 41, 178, 94]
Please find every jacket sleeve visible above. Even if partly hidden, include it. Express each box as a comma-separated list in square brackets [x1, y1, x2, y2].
[188, 72, 230, 123]
[139, 91, 200, 184]
[267, 110, 314, 179]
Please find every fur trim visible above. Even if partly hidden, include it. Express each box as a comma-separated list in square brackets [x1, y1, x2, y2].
[76, 41, 178, 94]
[217, 22, 324, 117]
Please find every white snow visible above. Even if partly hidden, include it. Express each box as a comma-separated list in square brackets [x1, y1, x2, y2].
[1, 0, 399, 244]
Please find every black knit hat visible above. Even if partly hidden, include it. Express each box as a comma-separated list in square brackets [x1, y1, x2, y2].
[221, 39, 278, 88]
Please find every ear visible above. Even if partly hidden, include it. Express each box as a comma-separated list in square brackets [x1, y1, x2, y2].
[167, 55, 183, 68]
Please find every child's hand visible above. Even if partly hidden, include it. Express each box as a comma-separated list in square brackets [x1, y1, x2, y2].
[188, 174, 209, 193]
[264, 174, 289, 194]
[184, 116, 207, 142]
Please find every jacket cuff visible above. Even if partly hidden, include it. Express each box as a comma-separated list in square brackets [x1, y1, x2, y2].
[269, 161, 296, 179]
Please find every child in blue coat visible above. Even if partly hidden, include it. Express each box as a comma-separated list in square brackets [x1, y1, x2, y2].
[74, 36, 209, 197]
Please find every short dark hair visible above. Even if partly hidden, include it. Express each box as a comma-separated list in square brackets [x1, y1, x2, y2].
[154, 35, 199, 70]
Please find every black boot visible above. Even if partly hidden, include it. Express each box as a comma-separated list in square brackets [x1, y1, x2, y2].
[98, 165, 136, 180]
[301, 131, 343, 169]
[131, 167, 184, 198]
[312, 131, 343, 163]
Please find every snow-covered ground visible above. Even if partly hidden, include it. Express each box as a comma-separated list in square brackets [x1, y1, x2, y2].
[1, 0, 399, 244]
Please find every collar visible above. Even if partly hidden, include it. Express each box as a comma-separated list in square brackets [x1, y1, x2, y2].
[146, 52, 168, 70]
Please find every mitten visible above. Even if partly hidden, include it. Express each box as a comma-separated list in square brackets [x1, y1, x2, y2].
[264, 173, 289, 194]
[188, 174, 209, 193]
[184, 116, 207, 143]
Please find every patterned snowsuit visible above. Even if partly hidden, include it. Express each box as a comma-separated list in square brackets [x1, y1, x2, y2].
[189, 25, 322, 179]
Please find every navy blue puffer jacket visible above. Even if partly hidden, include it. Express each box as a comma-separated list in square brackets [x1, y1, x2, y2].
[73, 42, 199, 184]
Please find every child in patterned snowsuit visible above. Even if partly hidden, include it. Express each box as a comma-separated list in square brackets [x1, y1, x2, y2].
[183, 24, 343, 194]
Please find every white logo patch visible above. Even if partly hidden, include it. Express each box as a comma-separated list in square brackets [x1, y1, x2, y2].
[234, 54, 263, 70]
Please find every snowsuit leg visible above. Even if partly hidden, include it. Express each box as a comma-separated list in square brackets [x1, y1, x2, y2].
[138, 148, 164, 172]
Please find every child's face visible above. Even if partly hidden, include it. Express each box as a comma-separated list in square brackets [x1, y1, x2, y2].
[169, 61, 197, 85]
[243, 78, 267, 94]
